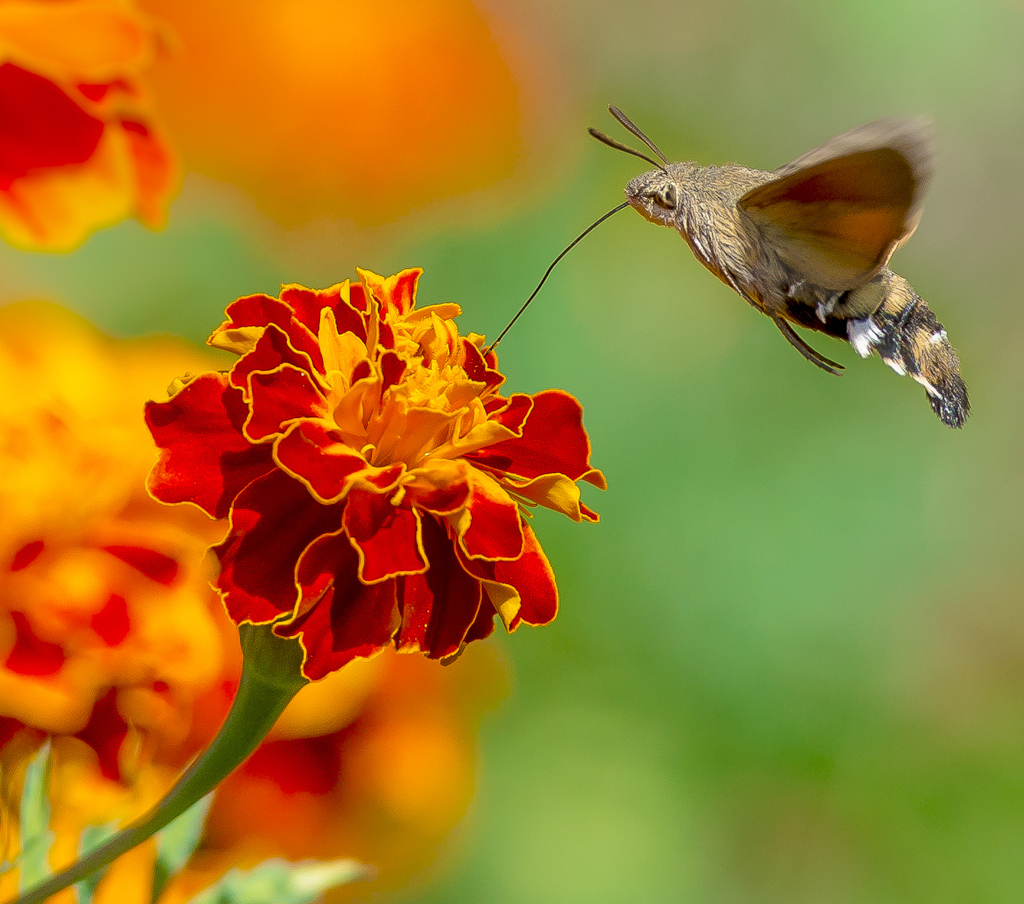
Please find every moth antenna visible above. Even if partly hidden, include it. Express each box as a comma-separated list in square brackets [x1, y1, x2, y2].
[588, 128, 665, 171]
[607, 105, 670, 165]
[485, 202, 630, 355]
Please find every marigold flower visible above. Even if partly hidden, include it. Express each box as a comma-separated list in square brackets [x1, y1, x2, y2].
[0, 0, 176, 251]
[146, 268, 605, 680]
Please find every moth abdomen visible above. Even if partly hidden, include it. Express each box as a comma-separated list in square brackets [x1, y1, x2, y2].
[847, 271, 969, 428]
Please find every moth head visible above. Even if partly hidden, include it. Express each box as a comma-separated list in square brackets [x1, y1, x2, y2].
[625, 169, 682, 226]
[590, 106, 693, 228]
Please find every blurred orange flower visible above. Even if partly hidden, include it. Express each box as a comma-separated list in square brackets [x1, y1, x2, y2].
[146, 268, 605, 680]
[0, 303, 497, 902]
[0, 0, 176, 251]
[139, 0, 557, 225]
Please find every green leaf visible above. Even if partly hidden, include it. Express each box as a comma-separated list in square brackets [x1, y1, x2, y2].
[17, 742, 55, 893]
[151, 793, 215, 903]
[75, 821, 119, 904]
[186, 858, 373, 904]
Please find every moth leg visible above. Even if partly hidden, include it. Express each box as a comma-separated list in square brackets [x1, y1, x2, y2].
[814, 290, 846, 323]
[769, 313, 844, 375]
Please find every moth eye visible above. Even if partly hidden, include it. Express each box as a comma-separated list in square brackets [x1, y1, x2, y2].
[652, 184, 677, 210]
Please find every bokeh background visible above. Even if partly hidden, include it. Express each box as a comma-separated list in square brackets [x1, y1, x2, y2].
[3, 0, 1024, 901]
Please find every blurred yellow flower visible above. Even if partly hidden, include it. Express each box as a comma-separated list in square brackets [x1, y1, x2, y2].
[0, 0, 176, 251]
[0, 302, 229, 774]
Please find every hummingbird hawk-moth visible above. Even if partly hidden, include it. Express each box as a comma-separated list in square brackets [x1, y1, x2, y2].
[589, 106, 969, 428]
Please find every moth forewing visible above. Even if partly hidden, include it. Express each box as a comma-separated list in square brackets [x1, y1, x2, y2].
[737, 119, 935, 291]
[771, 117, 934, 186]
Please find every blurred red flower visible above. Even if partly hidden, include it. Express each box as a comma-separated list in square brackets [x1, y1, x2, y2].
[0, 0, 176, 250]
[146, 268, 605, 680]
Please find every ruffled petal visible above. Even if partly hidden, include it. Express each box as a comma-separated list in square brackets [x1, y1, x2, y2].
[451, 468, 524, 561]
[459, 522, 557, 630]
[395, 516, 483, 659]
[214, 470, 343, 625]
[213, 294, 322, 372]
[467, 389, 606, 489]
[274, 420, 372, 503]
[228, 322, 324, 396]
[280, 284, 344, 337]
[244, 363, 328, 441]
[359, 267, 422, 320]
[145, 372, 274, 519]
[278, 529, 400, 680]
[145, 269, 603, 680]
[405, 459, 471, 515]
[0, 3, 175, 251]
[504, 472, 600, 523]
[342, 491, 427, 583]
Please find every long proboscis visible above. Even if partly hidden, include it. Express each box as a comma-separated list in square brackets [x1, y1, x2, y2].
[484, 202, 630, 355]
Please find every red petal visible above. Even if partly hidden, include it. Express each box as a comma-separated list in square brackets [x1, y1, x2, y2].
[278, 530, 400, 680]
[218, 295, 323, 373]
[245, 364, 327, 441]
[279, 284, 340, 336]
[378, 319, 396, 351]
[10, 540, 44, 571]
[146, 373, 274, 519]
[214, 470, 343, 625]
[482, 392, 532, 429]
[361, 268, 421, 319]
[342, 491, 427, 582]
[462, 602, 498, 646]
[468, 389, 605, 487]
[75, 690, 128, 782]
[380, 351, 406, 392]
[119, 119, 149, 137]
[396, 516, 483, 659]
[4, 612, 64, 676]
[406, 466, 470, 515]
[462, 338, 504, 391]
[104, 545, 179, 585]
[348, 282, 369, 313]
[331, 286, 370, 341]
[460, 522, 558, 629]
[230, 322, 323, 394]
[0, 64, 104, 189]
[458, 471, 524, 560]
[76, 83, 110, 103]
[219, 292, 293, 334]
[274, 420, 371, 502]
[90, 594, 130, 646]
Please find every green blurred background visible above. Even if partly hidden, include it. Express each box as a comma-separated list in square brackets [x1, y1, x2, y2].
[4, 0, 1024, 900]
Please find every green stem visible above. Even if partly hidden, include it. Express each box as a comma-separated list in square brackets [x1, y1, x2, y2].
[11, 624, 309, 904]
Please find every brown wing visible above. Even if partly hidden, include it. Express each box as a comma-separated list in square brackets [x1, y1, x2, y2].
[738, 118, 933, 291]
